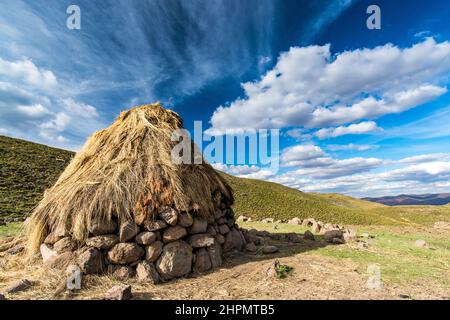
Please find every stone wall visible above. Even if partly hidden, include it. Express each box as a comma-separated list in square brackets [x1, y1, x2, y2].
[40, 202, 247, 283]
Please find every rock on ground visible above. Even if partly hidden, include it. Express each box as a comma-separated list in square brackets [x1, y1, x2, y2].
[77, 248, 105, 274]
[303, 230, 315, 241]
[86, 235, 119, 250]
[5, 279, 34, 294]
[188, 233, 215, 248]
[119, 221, 140, 242]
[146, 241, 164, 262]
[223, 228, 246, 252]
[156, 240, 193, 281]
[44, 252, 75, 271]
[106, 285, 132, 300]
[136, 261, 161, 284]
[107, 265, 136, 280]
[135, 232, 158, 245]
[415, 239, 428, 248]
[53, 237, 77, 254]
[262, 246, 279, 254]
[178, 212, 194, 227]
[193, 248, 212, 273]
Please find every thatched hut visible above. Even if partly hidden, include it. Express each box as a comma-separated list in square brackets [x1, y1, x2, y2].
[28, 103, 246, 281]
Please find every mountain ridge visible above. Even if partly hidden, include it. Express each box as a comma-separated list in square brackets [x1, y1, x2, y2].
[363, 193, 450, 206]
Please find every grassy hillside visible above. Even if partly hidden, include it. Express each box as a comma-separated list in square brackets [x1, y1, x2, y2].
[1, 135, 449, 226]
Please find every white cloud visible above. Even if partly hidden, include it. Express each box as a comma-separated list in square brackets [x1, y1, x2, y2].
[397, 153, 450, 165]
[327, 144, 377, 151]
[314, 121, 382, 139]
[208, 39, 450, 134]
[281, 145, 326, 167]
[212, 163, 276, 180]
[16, 104, 51, 118]
[0, 57, 57, 91]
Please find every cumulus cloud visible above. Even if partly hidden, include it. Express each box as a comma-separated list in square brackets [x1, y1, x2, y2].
[0, 58, 57, 91]
[281, 145, 326, 167]
[212, 163, 276, 180]
[16, 104, 51, 118]
[397, 153, 450, 165]
[208, 39, 450, 134]
[314, 121, 382, 139]
[327, 144, 377, 151]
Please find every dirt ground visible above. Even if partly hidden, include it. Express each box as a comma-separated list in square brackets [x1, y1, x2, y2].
[1, 225, 449, 300]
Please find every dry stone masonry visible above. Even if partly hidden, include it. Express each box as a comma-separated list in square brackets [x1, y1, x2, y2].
[40, 200, 247, 282]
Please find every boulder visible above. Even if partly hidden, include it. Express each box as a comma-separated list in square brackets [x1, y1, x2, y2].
[288, 217, 302, 225]
[40, 243, 58, 263]
[193, 248, 212, 273]
[286, 233, 302, 243]
[178, 212, 194, 228]
[188, 218, 208, 234]
[218, 224, 230, 235]
[208, 242, 223, 269]
[223, 228, 245, 252]
[243, 230, 262, 245]
[163, 226, 187, 243]
[343, 229, 357, 242]
[215, 233, 225, 245]
[77, 248, 105, 274]
[159, 207, 178, 226]
[262, 246, 279, 254]
[119, 221, 139, 242]
[227, 218, 235, 228]
[415, 239, 428, 248]
[86, 235, 119, 250]
[303, 230, 315, 241]
[144, 220, 168, 232]
[135, 232, 158, 245]
[188, 233, 215, 248]
[237, 215, 251, 222]
[145, 241, 164, 262]
[302, 218, 316, 227]
[107, 265, 136, 280]
[311, 222, 321, 234]
[245, 242, 257, 252]
[107, 243, 144, 265]
[106, 285, 132, 300]
[156, 240, 193, 280]
[53, 237, 77, 254]
[5, 279, 34, 294]
[44, 252, 75, 270]
[136, 261, 161, 284]
[331, 237, 345, 245]
[207, 225, 217, 236]
[89, 218, 117, 235]
[324, 230, 344, 243]
[358, 241, 369, 249]
[262, 218, 274, 223]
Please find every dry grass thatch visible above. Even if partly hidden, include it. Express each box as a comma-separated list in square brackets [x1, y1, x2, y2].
[27, 103, 233, 254]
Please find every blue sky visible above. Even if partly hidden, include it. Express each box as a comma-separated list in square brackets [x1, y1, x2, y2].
[1, 0, 450, 197]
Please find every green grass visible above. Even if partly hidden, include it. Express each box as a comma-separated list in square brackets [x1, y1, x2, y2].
[243, 221, 450, 288]
[0, 135, 74, 219]
[0, 222, 24, 237]
[1, 134, 450, 227]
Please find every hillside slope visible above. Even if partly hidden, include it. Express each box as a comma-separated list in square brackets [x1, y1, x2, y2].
[1, 135, 449, 226]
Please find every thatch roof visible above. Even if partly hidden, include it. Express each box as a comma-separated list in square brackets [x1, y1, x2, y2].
[27, 103, 233, 254]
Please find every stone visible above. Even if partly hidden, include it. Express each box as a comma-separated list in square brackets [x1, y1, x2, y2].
[86, 235, 119, 250]
[188, 233, 215, 248]
[227, 218, 235, 228]
[163, 226, 187, 243]
[358, 241, 369, 249]
[178, 212, 194, 227]
[217, 217, 227, 224]
[119, 221, 140, 242]
[262, 246, 279, 254]
[40, 243, 58, 263]
[77, 248, 105, 274]
[5, 279, 34, 294]
[288, 217, 302, 225]
[286, 233, 302, 243]
[136, 261, 161, 284]
[6, 244, 24, 255]
[245, 242, 257, 252]
[262, 218, 274, 223]
[207, 225, 217, 236]
[135, 232, 158, 245]
[215, 233, 225, 244]
[218, 224, 230, 235]
[107, 265, 136, 280]
[44, 232, 63, 245]
[106, 285, 132, 300]
[415, 239, 428, 248]
[156, 240, 193, 280]
[44, 252, 75, 270]
[144, 220, 168, 232]
[303, 230, 315, 241]
[159, 206, 178, 226]
[145, 241, 163, 262]
[361, 232, 371, 238]
[331, 237, 344, 244]
[208, 242, 223, 268]
[89, 218, 117, 235]
[324, 230, 344, 243]
[343, 229, 357, 242]
[311, 222, 321, 234]
[53, 237, 77, 254]
[193, 248, 212, 273]
[107, 243, 144, 265]
[223, 228, 245, 252]
[243, 231, 262, 245]
[188, 218, 208, 234]
[302, 218, 316, 227]
[237, 215, 251, 222]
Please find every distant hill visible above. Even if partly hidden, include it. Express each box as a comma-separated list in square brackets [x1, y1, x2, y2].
[363, 194, 450, 206]
[1, 135, 450, 226]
